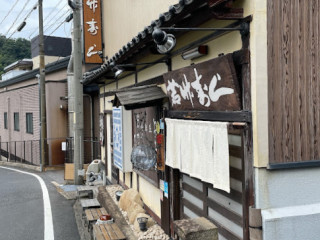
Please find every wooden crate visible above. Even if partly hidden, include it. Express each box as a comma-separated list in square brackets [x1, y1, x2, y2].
[64, 163, 90, 180]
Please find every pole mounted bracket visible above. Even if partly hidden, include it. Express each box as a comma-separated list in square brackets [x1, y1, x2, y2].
[68, 0, 81, 10]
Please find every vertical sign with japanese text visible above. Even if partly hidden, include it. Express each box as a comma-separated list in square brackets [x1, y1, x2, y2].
[113, 107, 123, 170]
[83, 0, 103, 63]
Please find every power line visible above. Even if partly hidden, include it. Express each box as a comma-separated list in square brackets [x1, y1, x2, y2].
[48, 19, 69, 37]
[5, 0, 32, 37]
[0, 0, 20, 26]
[44, 10, 71, 34]
[42, 0, 64, 23]
[8, 2, 38, 39]
[43, 4, 69, 32]
[30, 16, 72, 53]
[29, 2, 68, 39]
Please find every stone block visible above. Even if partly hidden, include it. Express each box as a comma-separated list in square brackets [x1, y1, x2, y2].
[249, 206, 262, 228]
[174, 217, 218, 240]
[127, 202, 145, 224]
[249, 227, 263, 240]
[119, 189, 144, 211]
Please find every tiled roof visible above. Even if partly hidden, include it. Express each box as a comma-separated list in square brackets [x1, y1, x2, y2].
[0, 56, 70, 88]
[82, 0, 212, 85]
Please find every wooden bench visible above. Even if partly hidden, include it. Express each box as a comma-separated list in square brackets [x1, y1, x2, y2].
[85, 207, 108, 231]
[93, 223, 126, 240]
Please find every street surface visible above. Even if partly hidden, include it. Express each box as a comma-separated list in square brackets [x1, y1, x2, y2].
[0, 166, 80, 240]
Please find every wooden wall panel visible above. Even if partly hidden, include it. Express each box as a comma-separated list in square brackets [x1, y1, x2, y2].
[181, 133, 245, 240]
[268, 0, 320, 163]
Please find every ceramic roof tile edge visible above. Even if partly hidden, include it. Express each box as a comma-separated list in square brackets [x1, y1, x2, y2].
[0, 56, 71, 88]
[82, 0, 215, 85]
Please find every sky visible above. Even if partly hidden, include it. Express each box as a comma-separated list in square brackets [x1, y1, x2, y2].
[0, 0, 72, 40]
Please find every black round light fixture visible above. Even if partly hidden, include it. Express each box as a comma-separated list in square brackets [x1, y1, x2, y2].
[152, 28, 176, 54]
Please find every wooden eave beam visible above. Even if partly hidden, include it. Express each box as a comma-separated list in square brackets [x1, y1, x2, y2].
[116, 0, 244, 64]
[207, 0, 232, 8]
[211, 8, 244, 20]
[208, 0, 243, 20]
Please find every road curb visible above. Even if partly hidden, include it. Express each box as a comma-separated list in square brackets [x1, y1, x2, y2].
[0, 161, 41, 172]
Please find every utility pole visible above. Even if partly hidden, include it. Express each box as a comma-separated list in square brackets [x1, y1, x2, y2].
[39, 0, 46, 172]
[69, 0, 84, 184]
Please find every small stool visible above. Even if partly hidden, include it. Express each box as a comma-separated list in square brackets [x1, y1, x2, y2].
[85, 207, 108, 231]
[173, 217, 218, 240]
[80, 198, 101, 220]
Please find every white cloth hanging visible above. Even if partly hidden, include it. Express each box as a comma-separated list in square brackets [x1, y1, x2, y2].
[165, 118, 230, 193]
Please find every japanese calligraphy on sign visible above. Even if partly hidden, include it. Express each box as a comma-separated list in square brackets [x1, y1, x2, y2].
[163, 54, 241, 111]
[83, 0, 102, 63]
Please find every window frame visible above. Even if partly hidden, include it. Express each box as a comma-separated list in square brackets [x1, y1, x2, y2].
[14, 112, 20, 131]
[26, 113, 33, 134]
[4, 112, 8, 129]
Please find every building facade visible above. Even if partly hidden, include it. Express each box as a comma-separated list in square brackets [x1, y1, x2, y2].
[0, 36, 101, 167]
[82, 1, 320, 240]
[0, 57, 70, 165]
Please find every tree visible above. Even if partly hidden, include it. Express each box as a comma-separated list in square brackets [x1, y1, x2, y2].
[0, 35, 31, 78]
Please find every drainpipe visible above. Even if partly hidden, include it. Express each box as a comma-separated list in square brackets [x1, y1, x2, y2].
[7, 97, 11, 161]
[67, 49, 74, 139]
[84, 94, 94, 161]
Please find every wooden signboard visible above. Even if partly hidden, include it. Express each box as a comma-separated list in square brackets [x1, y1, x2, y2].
[83, 0, 103, 64]
[163, 54, 241, 111]
[156, 134, 165, 171]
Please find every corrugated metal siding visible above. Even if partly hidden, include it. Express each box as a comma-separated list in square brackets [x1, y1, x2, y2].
[268, 0, 320, 163]
[114, 86, 167, 108]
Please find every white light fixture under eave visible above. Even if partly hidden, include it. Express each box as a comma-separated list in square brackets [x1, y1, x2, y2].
[113, 66, 124, 78]
[181, 45, 208, 60]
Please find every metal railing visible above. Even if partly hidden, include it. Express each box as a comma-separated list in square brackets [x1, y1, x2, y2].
[0, 137, 101, 166]
[66, 137, 101, 164]
[0, 140, 40, 165]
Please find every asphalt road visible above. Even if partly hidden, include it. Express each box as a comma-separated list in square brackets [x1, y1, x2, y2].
[0, 167, 80, 240]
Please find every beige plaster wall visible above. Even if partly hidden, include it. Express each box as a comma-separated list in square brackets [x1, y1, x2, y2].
[139, 177, 161, 217]
[46, 82, 68, 165]
[246, 0, 268, 167]
[32, 56, 62, 70]
[102, 0, 178, 58]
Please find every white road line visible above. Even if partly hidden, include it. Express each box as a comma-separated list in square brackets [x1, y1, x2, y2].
[0, 166, 55, 240]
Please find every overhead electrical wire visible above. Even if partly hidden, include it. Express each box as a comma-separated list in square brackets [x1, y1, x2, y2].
[29, 12, 72, 53]
[43, 4, 69, 32]
[29, 2, 68, 39]
[44, 9, 71, 34]
[8, 2, 38, 39]
[4, 0, 32, 37]
[0, 0, 20, 26]
[42, 0, 64, 23]
[48, 18, 70, 37]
